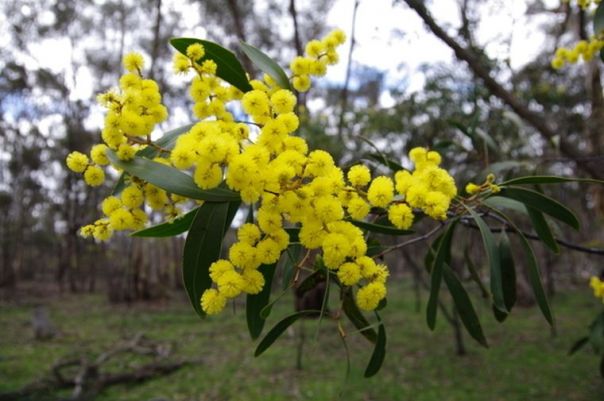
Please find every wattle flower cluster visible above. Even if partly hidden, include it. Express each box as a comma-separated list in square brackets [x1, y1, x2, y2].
[551, 37, 604, 69]
[590, 276, 604, 303]
[65, 31, 458, 313]
[562, 0, 602, 10]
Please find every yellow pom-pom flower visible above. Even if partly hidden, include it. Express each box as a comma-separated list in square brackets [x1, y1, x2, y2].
[200, 288, 227, 315]
[83, 165, 105, 187]
[186, 43, 205, 60]
[123, 52, 144, 73]
[66, 151, 89, 173]
[388, 203, 414, 230]
[367, 176, 394, 208]
[347, 165, 371, 187]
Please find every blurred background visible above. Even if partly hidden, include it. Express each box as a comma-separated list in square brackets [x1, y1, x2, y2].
[1, 0, 604, 400]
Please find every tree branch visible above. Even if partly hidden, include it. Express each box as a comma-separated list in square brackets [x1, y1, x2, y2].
[460, 218, 604, 255]
[402, 0, 603, 180]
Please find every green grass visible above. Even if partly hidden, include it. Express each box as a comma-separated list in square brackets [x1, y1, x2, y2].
[1, 284, 603, 401]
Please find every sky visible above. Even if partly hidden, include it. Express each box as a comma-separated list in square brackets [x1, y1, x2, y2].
[325, 0, 561, 103]
[1, 0, 571, 132]
[9, 0, 563, 101]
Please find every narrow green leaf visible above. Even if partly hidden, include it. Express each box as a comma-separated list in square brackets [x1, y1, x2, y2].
[442, 265, 488, 347]
[366, 237, 386, 257]
[131, 207, 199, 237]
[426, 220, 458, 330]
[568, 336, 589, 356]
[247, 263, 277, 339]
[296, 268, 326, 298]
[182, 202, 230, 317]
[342, 289, 378, 344]
[501, 175, 604, 186]
[595, 2, 604, 34]
[498, 231, 517, 312]
[484, 207, 554, 326]
[475, 127, 499, 153]
[107, 150, 240, 202]
[347, 218, 414, 236]
[254, 310, 321, 357]
[365, 153, 404, 172]
[239, 41, 291, 90]
[464, 247, 489, 299]
[486, 160, 532, 175]
[589, 312, 604, 353]
[483, 196, 528, 214]
[526, 207, 560, 253]
[170, 38, 253, 93]
[112, 124, 195, 195]
[465, 207, 507, 314]
[281, 244, 303, 290]
[498, 187, 579, 230]
[138, 123, 195, 158]
[364, 314, 386, 378]
[284, 227, 300, 243]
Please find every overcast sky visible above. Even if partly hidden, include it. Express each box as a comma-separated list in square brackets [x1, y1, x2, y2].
[326, 0, 561, 101]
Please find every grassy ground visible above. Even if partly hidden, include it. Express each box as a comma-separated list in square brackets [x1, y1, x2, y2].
[1, 283, 603, 401]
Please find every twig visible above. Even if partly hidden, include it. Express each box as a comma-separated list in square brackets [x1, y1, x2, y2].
[373, 222, 446, 259]
[460, 219, 604, 255]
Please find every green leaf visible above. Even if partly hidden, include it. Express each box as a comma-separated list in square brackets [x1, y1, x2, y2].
[296, 268, 326, 298]
[107, 150, 240, 202]
[182, 202, 231, 317]
[465, 207, 507, 314]
[518, 231, 554, 325]
[486, 160, 533, 175]
[247, 263, 277, 340]
[364, 314, 386, 378]
[589, 312, 604, 353]
[568, 336, 589, 356]
[501, 175, 604, 186]
[426, 220, 458, 330]
[483, 196, 527, 214]
[498, 187, 579, 230]
[464, 247, 489, 299]
[281, 243, 303, 290]
[170, 38, 253, 93]
[342, 289, 378, 344]
[498, 231, 517, 312]
[442, 265, 488, 347]
[138, 123, 195, 158]
[475, 127, 499, 153]
[365, 153, 404, 172]
[112, 124, 195, 195]
[131, 207, 199, 237]
[254, 310, 321, 357]
[485, 207, 554, 326]
[347, 218, 414, 236]
[526, 207, 560, 253]
[595, 2, 604, 34]
[239, 41, 291, 90]
[284, 227, 300, 243]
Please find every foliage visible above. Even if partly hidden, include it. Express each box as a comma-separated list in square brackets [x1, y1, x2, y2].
[63, 21, 602, 378]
